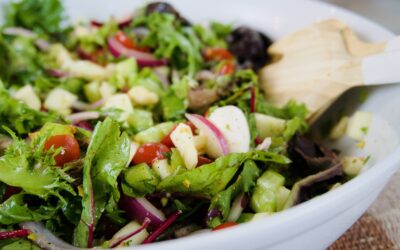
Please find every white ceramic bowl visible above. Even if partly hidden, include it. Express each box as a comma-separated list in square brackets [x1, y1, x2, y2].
[61, 0, 400, 249]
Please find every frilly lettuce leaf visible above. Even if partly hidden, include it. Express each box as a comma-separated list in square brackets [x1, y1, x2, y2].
[0, 127, 75, 200]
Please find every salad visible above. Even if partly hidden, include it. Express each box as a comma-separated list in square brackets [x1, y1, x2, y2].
[0, 1, 366, 249]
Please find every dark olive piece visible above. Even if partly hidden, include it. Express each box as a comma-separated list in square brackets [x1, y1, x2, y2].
[227, 26, 273, 71]
[145, 2, 191, 26]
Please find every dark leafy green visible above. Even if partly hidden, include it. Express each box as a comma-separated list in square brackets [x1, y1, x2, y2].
[208, 160, 261, 227]
[134, 12, 203, 75]
[0, 193, 58, 225]
[73, 118, 130, 248]
[5, 0, 67, 35]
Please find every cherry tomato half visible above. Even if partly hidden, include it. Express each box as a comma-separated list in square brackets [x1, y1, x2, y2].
[132, 143, 171, 165]
[218, 61, 235, 75]
[115, 31, 150, 52]
[44, 134, 80, 166]
[212, 222, 238, 231]
[197, 156, 213, 167]
[203, 48, 234, 61]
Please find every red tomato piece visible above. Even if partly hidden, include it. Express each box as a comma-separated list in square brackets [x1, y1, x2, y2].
[115, 31, 135, 49]
[212, 222, 238, 231]
[44, 134, 81, 166]
[115, 31, 150, 52]
[197, 156, 213, 167]
[218, 61, 235, 75]
[203, 48, 234, 61]
[132, 143, 171, 165]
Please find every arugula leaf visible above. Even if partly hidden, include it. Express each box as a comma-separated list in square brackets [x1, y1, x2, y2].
[134, 12, 203, 75]
[5, 0, 67, 36]
[73, 118, 130, 248]
[0, 83, 58, 135]
[0, 193, 58, 225]
[157, 151, 289, 197]
[208, 160, 261, 227]
[0, 128, 75, 199]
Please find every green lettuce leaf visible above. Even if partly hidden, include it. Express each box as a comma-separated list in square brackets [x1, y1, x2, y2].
[0, 83, 58, 135]
[157, 151, 290, 197]
[160, 76, 190, 120]
[73, 118, 130, 248]
[5, 0, 67, 36]
[208, 160, 261, 227]
[0, 128, 75, 199]
[134, 12, 203, 75]
[0, 193, 58, 225]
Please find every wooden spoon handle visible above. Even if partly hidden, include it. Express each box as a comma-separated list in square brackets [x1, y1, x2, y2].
[362, 51, 400, 85]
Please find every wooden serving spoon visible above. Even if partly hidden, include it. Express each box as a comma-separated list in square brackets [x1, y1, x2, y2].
[260, 19, 400, 123]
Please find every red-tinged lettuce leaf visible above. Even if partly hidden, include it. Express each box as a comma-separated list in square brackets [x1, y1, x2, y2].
[284, 134, 343, 208]
[73, 118, 130, 248]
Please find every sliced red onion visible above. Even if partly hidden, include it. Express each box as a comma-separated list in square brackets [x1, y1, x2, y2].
[76, 47, 94, 61]
[227, 193, 248, 222]
[3, 27, 35, 37]
[20, 222, 80, 250]
[152, 67, 170, 88]
[206, 208, 222, 221]
[142, 210, 182, 244]
[35, 39, 50, 51]
[73, 121, 94, 131]
[109, 218, 151, 248]
[47, 69, 68, 78]
[66, 111, 100, 123]
[185, 113, 229, 158]
[120, 196, 166, 229]
[107, 36, 167, 67]
[195, 70, 216, 81]
[0, 229, 30, 240]
[256, 137, 272, 151]
[254, 136, 263, 145]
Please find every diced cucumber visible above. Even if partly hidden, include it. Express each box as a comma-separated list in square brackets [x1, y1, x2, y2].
[329, 116, 349, 140]
[152, 159, 174, 179]
[342, 156, 366, 177]
[44, 88, 77, 115]
[134, 122, 175, 144]
[128, 109, 154, 132]
[128, 86, 159, 106]
[84, 81, 101, 103]
[276, 186, 290, 211]
[250, 170, 285, 213]
[254, 113, 286, 138]
[124, 163, 159, 193]
[102, 94, 134, 122]
[237, 213, 255, 223]
[99, 82, 116, 99]
[346, 111, 372, 140]
[13, 85, 41, 111]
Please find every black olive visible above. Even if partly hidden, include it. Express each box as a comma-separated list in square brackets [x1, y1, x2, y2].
[227, 26, 273, 71]
[145, 2, 191, 26]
